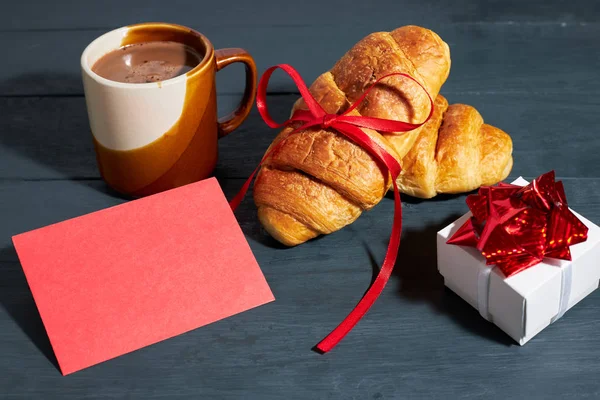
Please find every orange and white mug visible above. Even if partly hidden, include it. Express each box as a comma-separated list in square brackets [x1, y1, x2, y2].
[81, 22, 257, 197]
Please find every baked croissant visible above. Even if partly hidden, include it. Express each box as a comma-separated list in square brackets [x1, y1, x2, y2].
[253, 26, 513, 246]
[397, 95, 513, 198]
[253, 26, 451, 246]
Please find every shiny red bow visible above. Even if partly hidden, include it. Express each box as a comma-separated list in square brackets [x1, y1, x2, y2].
[448, 171, 589, 277]
[230, 64, 433, 352]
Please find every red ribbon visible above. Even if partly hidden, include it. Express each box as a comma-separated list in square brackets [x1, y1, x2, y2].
[448, 171, 589, 277]
[230, 64, 433, 352]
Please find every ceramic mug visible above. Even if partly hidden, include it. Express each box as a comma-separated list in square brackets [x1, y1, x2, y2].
[81, 23, 257, 197]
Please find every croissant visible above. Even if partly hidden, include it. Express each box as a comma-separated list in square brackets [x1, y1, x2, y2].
[397, 95, 513, 198]
[253, 26, 512, 246]
[253, 26, 451, 246]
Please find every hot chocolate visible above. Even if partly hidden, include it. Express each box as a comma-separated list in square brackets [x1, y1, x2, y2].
[92, 41, 202, 84]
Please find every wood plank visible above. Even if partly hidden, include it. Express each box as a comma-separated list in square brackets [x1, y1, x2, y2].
[1, 23, 599, 96]
[0, 0, 596, 31]
[1, 91, 599, 181]
[3, 1, 599, 397]
[1, 177, 600, 398]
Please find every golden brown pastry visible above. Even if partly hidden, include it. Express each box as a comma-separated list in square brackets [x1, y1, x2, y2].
[254, 26, 451, 246]
[398, 95, 513, 198]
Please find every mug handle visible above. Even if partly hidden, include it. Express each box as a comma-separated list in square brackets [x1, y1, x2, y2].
[215, 48, 257, 138]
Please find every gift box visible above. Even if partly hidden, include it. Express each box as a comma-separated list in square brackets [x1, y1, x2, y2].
[437, 176, 600, 345]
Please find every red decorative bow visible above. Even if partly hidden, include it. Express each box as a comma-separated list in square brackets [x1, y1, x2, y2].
[229, 64, 433, 352]
[448, 171, 589, 277]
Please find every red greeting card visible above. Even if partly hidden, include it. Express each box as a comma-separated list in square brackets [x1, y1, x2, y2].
[12, 178, 274, 375]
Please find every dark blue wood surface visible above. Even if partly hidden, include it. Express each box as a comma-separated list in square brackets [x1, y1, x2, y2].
[1, 1, 600, 398]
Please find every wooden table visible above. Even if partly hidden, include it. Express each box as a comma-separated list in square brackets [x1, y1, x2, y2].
[1, 1, 599, 398]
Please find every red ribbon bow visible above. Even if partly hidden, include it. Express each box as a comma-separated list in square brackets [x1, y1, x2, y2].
[448, 171, 589, 277]
[229, 64, 433, 352]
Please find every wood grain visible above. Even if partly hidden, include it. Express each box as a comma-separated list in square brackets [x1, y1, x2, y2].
[1, 23, 599, 96]
[1, 0, 600, 398]
[0, 0, 596, 31]
[1, 91, 599, 181]
[1, 178, 600, 398]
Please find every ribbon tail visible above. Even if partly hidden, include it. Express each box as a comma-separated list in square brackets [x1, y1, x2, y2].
[316, 180, 402, 352]
[232, 64, 429, 353]
[229, 164, 262, 211]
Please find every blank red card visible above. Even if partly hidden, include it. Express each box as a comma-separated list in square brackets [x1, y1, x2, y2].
[12, 177, 274, 375]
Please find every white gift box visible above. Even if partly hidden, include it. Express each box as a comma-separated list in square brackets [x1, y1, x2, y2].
[437, 177, 600, 345]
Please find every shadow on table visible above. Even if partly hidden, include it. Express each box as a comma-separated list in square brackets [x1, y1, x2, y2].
[0, 73, 95, 175]
[384, 211, 513, 346]
[0, 72, 111, 195]
[386, 191, 474, 205]
[215, 174, 292, 250]
[0, 72, 285, 203]
[0, 245, 60, 372]
[0, 72, 83, 97]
